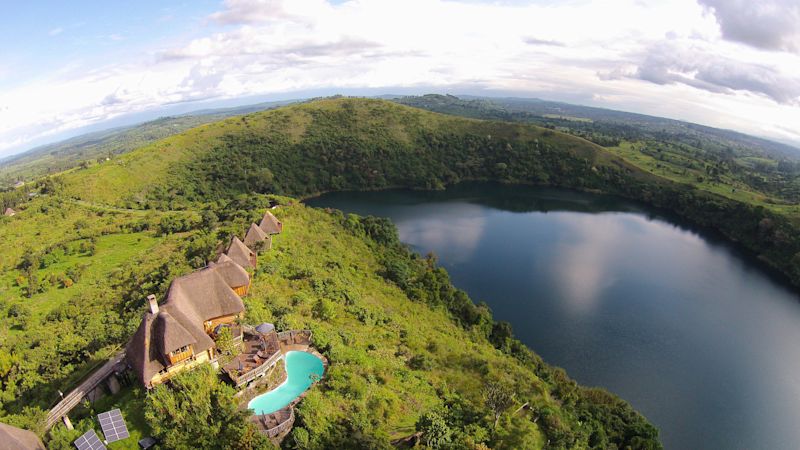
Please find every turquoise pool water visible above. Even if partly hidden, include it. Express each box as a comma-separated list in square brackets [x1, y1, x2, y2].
[248, 351, 324, 414]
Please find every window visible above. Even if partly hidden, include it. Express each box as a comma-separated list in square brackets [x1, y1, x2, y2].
[168, 345, 193, 364]
[171, 345, 190, 356]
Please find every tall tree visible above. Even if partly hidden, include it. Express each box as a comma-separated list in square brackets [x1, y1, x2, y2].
[485, 382, 515, 430]
[144, 364, 272, 450]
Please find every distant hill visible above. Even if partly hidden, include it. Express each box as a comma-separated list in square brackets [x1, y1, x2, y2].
[394, 94, 800, 160]
[7, 92, 798, 184]
[59, 97, 658, 205]
[5, 96, 799, 288]
[393, 94, 800, 205]
[50, 97, 800, 288]
[7, 93, 798, 196]
[0, 100, 298, 186]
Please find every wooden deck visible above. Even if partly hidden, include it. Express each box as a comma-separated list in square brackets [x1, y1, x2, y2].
[223, 331, 281, 387]
[251, 406, 295, 441]
[277, 330, 312, 348]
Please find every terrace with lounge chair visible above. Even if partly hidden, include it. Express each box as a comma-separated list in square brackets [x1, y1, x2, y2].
[223, 324, 282, 387]
[250, 406, 294, 441]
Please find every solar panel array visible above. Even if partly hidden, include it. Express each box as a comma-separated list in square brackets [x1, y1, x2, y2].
[98, 408, 130, 443]
[73, 429, 106, 450]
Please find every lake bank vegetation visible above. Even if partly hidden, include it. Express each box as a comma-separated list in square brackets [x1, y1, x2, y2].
[12, 96, 795, 448]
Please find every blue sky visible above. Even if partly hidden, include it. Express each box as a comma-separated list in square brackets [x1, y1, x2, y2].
[1, 0, 799, 157]
[1, 1, 219, 90]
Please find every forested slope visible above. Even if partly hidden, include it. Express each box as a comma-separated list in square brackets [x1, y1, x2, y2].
[0, 98, 668, 448]
[57, 97, 800, 288]
[5, 96, 800, 448]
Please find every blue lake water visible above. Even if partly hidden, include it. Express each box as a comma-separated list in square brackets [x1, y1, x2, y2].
[248, 351, 324, 415]
[307, 182, 800, 450]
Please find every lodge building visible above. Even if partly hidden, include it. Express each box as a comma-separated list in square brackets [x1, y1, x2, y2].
[126, 210, 278, 388]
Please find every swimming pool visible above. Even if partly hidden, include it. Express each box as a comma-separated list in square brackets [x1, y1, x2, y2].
[248, 351, 324, 415]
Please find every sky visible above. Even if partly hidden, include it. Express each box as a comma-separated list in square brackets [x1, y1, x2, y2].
[1, 0, 799, 158]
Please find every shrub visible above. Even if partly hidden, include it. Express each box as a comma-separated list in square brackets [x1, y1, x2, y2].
[416, 410, 452, 449]
[313, 298, 336, 321]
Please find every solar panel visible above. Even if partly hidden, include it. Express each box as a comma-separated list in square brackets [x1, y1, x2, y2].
[97, 408, 130, 443]
[73, 429, 106, 450]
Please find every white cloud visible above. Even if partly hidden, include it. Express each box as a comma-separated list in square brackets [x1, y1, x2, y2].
[699, 0, 800, 53]
[614, 41, 800, 105]
[2, 0, 800, 156]
[48, 27, 63, 37]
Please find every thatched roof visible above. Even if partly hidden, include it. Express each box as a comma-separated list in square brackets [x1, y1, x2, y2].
[226, 236, 255, 269]
[3, 208, 15, 217]
[259, 211, 282, 234]
[164, 267, 246, 326]
[155, 311, 196, 357]
[208, 259, 250, 288]
[126, 266, 245, 386]
[0, 422, 45, 450]
[244, 223, 267, 247]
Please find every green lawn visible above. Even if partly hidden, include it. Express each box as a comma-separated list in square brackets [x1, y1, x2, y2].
[1, 231, 161, 322]
[37, 233, 153, 314]
[542, 114, 593, 123]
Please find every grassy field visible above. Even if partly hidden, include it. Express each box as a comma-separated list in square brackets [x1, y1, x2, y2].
[542, 114, 592, 123]
[607, 141, 800, 219]
[1, 232, 160, 320]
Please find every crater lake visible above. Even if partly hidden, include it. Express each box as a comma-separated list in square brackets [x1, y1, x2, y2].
[307, 182, 800, 450]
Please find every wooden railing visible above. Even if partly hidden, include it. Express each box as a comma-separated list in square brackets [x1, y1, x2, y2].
[46, 351, 126, 429]
[230, 350, 282, 387]
[263, 407, 295, 438]
[277, 330, 312, 346]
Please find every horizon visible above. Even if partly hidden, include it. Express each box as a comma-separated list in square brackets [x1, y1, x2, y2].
[5, 90, 800, 163]
[1, 0, 799, 158]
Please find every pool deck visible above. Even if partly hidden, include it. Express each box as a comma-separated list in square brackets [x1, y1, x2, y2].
[250, 406, 295, 441]
[239, 331, 328, 445]
[223, 330, 282, 387]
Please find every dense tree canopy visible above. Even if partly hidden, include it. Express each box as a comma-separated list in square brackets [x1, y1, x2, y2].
[144, 364, 272, 450]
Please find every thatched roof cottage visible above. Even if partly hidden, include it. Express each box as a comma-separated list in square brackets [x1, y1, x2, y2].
[0, 422, 45, 450]
[244, 223, 271, 250]
[259, 211, 283, 235]
[209, 254, 252, 297]
[126, 262, 249, 388]
[226, 236, 257, 269]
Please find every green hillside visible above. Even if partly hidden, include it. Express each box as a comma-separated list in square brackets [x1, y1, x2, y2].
[58, 97, 658, 205]
[54, 97, 800, 288]
[0, 98, 666, 448]
[5, 96, 800, 448]
[394, 94, 800, 216]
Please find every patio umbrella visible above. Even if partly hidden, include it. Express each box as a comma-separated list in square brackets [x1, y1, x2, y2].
[255, 323, 274, 334]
